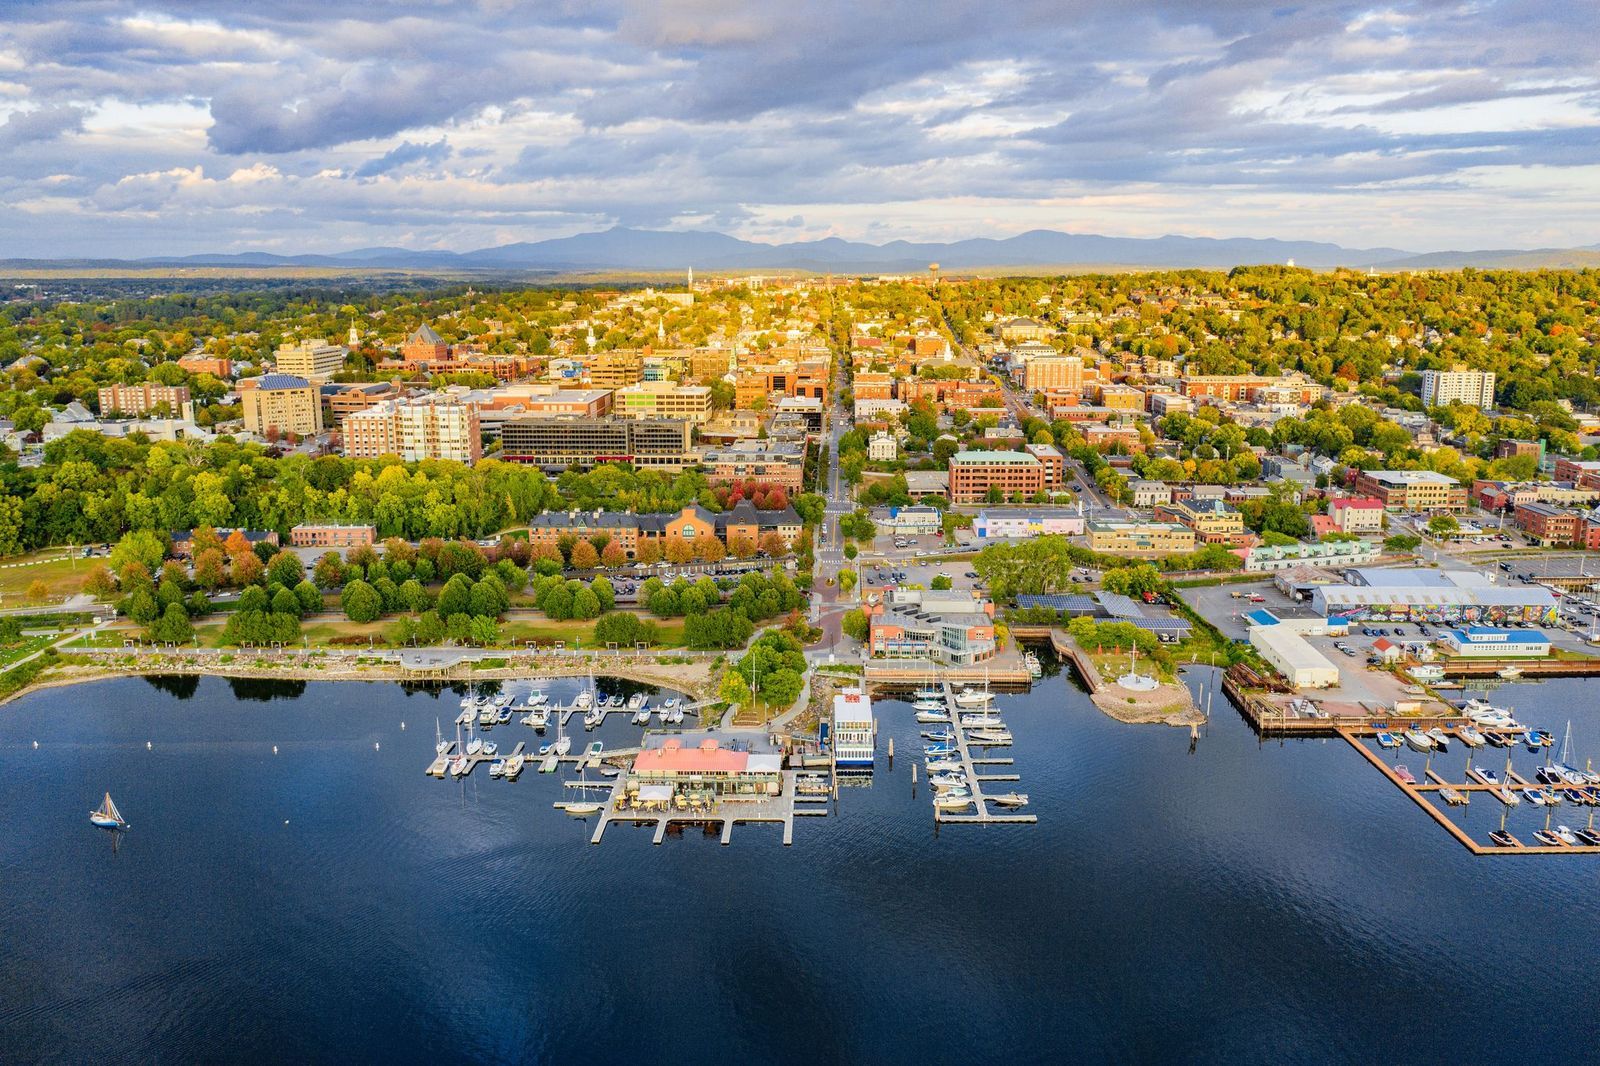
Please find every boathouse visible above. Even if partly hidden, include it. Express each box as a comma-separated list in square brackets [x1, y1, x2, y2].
[627, 739, 782, 800]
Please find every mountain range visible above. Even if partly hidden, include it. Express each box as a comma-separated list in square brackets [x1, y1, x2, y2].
[6, 227, 1600, 274]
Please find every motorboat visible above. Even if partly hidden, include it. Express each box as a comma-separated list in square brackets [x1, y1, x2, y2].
[989, 792, 1029, 809]
[496, 707, 512, 725]
[913, 687, 943, 701]
[1488, 829, 1521, 848]
[1457, 725, 1486, 748]
[527, 691, 548, 708]
[1394, 765, 1416, 785]
[1402, 729, 1434, 753]
[667, 708, 685, 724]
[1563, 788, 1589, 807]
[459, 693, 478, 710]
[1521, 787, 1547, 806]
[632, 709, 651, 725]
[912, 698, 945, 712]
[929, 773, 968, 790]
[627, 693, 645, 710]
[478, 706, 496, 727]
[598, 766, 622, 778]
[663, 697, 678, 710]
[585, 741, 604, 759]
[1540, 788, 1563, 806]
[1468, 766, 1500, 786]
[934, 793, 973, 810]
[609, 695, 624, 708]
[492, 693, 513, 710]
[953, 688, 994, 708]
[1497, 665, 1523, 680]
[505, 754, 525, 780]
[1024, 651, 1042, 678]
[574, 691, 594, 710]
[1425, 728, 1450, 752]
[1533, 829, 1564, 847]
[488, 759, 506, 778]
[1536, 766, 1566, 786]
[481, 742, 497, 757]
[1574, 827, 1600, 847]
[915, 711, 949, 724]
[466, 737, 483, 756]
[1375, 731, 1401, 749]
[924, 758, 962, 773]
[924, 744, 959, 758]
[522, 707, 550, 729]
[89, 792, 129, 830]
[537, 742, 553, 757]
[959, 713, 1004, 728]
[921, 730, 955, 742]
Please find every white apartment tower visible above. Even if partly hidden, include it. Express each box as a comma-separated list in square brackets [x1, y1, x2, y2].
[1420, 368, 1495, 410]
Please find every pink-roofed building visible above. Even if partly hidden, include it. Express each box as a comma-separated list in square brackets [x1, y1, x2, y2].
[629, 738, 783, 798]
[1310, 514, 1338, 539]
[1329, 497, 1385, 535]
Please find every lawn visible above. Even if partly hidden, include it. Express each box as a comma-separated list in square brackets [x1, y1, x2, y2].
[0, 549, 101, 605]
[0, 634, 55, 668]
[185, 614, 691, 650]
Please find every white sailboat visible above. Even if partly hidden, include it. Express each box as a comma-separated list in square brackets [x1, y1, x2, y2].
[89, 792, 128, 830]
[435, 717, 450, 756]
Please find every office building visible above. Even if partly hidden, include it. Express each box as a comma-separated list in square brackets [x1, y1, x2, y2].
[947, 451, 1045, 504]
[273, 338, 347, 382]
[342, 397, 482, 463]
[501, 417, 696, 470]
[241, 374, 323, 438]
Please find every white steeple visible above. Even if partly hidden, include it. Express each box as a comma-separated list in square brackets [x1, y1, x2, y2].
[585, 325, 596, 350]
[347, 320, 359, 347]
[687, 266, 694, 292]
[657, 316, 666, 343]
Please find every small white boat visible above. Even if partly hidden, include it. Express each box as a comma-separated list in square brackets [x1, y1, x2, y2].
[466, 737, 483, 756]
[912, 698, 945, 712]
[554, 736, 572, 756]
[435, 718, 450, 755]
[627, 693, 645, 710]
[537, 742, 553, 757]
[574, 691, 594, 710]
[967, 729, 1013, 745]
[663, 697, 678, 710]
[915, 711, 949, 724]
[924, 758, 962, 773]
[1024, 652, 1042, 678]
[505, 754, 525, 779]
[481, 742, 497, 757]
[989, 792, 1030, 809]
[492, 693, 512, 710]
[1402, 729, 1433, 752]
[934, 793, 973, 810]
[1497, 665, 1523, 680]
[960, 713, 1004, 728]
[522, 707, 550, 729]
[667, 708, 684, 724]
[1554, 825, 1579, 846]
[527, 691, 548, 707]
[583, 709, 604, 730]
[450, 755, 468, 777]
[1425, 727, 1451, 752]
[560, 801, 603, 817]
[632, 709, 651, 725]
[953, 688, 994, 708]
[1457, 725, 1486, 748]
[488, 760, 506, 778]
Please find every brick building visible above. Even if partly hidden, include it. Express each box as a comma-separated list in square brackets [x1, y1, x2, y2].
[948, 450, 1045, 503]
[98, 382, 190, 416]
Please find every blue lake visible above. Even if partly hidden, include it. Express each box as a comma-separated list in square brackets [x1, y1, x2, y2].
[3, 668, 1599, 1064]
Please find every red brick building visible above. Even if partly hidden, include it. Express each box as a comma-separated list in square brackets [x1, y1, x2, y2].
[948, 451, 1045, 503]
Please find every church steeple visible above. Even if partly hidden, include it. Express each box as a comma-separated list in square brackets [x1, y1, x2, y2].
[347, 320, 359, 347]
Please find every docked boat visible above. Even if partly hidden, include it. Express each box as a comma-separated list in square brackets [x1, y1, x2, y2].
[1533, 828, 1566, 847]
[574, 691, 594, 710]
[1468, 766, 1500, 786]
[913, 686, 942, 701]
[924, 745, 959, 759]
[527, 691, 548, 708]
[1394, 765, 1416, 785]
[1536, 766, 1565, 786]
[1457, 725, 1486, 748]
[89, 792, 129, 830]
[435, 717, 450, 756]
[924, 758, 962, 773]
[1489, 829, 1521, 848]
[539, 755, 559, 773]
[610, 694, 625, 708]
[1024, 651, 1042, 678]
[1425, 727, 1450, 752]
[492, 693, 512, 710]
[584, 741, 604, 759]
[1497, 665, 1523, 680]
[1563, 788, 1588, 806]
[488, 759, 506, 778]
[505, 754, 525, 780]
[537, 742, 553, 757]
[666, 708, 685, 724]
[959, 713, 1004, 727]
[1521, 787, 1547, 806]
[496, 707, 512, 725]
[921, 730, 955, 742]
[583, 708, 604, 730]
[450, 755, 468, 777]
[663, 697, 678, 710]
[990, 792, 1029, 809]
[912, 698, 945, 712]
[481, 742, 497, 757]
[466, 736, 483, 756]
[967, 730, 1013, 745]
[953, 688, 994, 708]
[598, 766, 622, 778]
[1574, 827, 1600, 847]
[478, 706, 496, 727]
[561, 801, 603, 817]
[1375, 731, 1401, 749]
[915, 711, 949, 724]
[934, 794, 973, 810]
[929, 773, 968, 790]
[1402, 729, 1434, 753]
[627, 693, 645, 710]
[554, 735, 572, 756]
[1407, 663, 1446, 683]
[522, 706, 550, 729]
[632, 709, 651, 725]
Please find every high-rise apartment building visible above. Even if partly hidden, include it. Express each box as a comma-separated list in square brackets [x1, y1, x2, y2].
[274, 338, 347, 382]
[97, 382, 190, 416]
[342, 397, 482, 463]
[241, 375, 323, 438]
[1420, 368, 1495, 409]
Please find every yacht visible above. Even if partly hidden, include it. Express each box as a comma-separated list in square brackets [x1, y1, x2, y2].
[435, 718, 450, 756]
[574, 691, 594, 710]
[960, 712, 1004, 728]
[627, 693, 645, 710]
[953, 688, 994, 708]
[967, 729, 1012, 745]
[554, 735, 572, 757]
[1425, 727, 1451, 752]
[1457, 725, 1486, 748]
[632, 708, 651, 725]
[449, 755, 468, 777]
[488, 759, 506, 779]
[989, 792, 1029, 809]
[1497, 665, 1523, 680]
[912, 698, 945, 712]
[1402, 729, 1434, 753]
[522, 706, 550, 729]
[466, 736, 483, 756]
[1533, 828, 1564, 847]
[583, 708, 605, 730]
[933, 792, 973, 810]
[1023, 651, 1042, 678]
[915, 710, 949, 724]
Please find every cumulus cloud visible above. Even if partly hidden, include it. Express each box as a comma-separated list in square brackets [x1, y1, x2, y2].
[0, 0, 1595, 255]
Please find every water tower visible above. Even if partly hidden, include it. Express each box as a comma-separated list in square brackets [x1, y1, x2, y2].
[928, 262, 940, 285]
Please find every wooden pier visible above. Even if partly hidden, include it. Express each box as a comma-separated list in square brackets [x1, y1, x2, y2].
[931, 682, 1037, 826]
[586, 769, 804, 847]
[1338, 725, 1600, 855]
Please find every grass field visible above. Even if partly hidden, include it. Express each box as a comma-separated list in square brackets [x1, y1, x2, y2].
[0, 549, 99, 604]
[182, 614, 691, 650]
[0, 634, 55, 668]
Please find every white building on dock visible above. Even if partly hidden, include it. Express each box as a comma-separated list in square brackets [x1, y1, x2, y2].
[831, 690, 876, 769]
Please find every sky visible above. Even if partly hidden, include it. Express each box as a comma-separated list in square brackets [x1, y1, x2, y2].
[1, 0, 1598, 258]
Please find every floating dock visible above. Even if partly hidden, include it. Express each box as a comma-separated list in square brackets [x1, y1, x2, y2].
[1339, 724, 1600, 855]
[931, 682, 1037, 826]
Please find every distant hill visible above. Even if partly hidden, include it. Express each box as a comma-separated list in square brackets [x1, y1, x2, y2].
[5, 226, 1599, 275]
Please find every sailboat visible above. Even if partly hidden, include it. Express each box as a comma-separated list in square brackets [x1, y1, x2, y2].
[553, 702, 572, 757]
[89, 792, 128, 830]
[435, 717, 450, 756]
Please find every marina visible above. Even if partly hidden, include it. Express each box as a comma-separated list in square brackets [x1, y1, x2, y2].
[926, 681, 1038, 826]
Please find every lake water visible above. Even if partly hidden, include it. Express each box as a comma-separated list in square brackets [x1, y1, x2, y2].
[3, 667, 1599, 1064]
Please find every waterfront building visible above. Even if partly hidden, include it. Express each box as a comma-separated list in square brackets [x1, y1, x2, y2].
[831, 690, 875, 769]
[97, 382, 190, 416]
[628, 738, 783, 799]
[1436, 627, 1551, 658]
[866, 588, 997, 665]
[1420, 368, 1495, 410]
[1247, 617, 1341, 689]
[240, 374, 323, 438]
